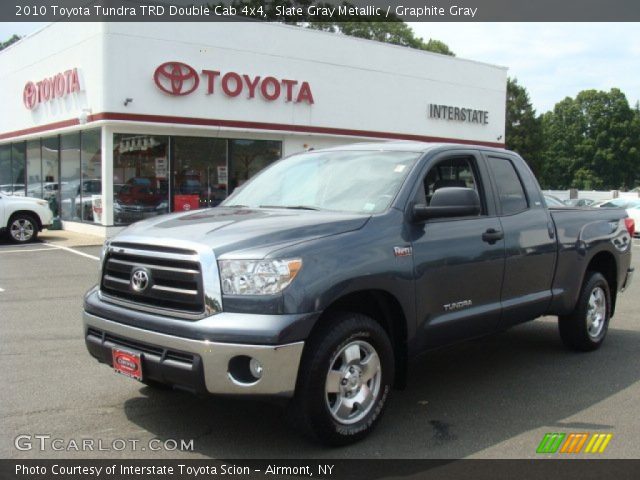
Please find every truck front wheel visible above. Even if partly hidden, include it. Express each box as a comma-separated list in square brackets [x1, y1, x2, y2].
[559, 271, 611, 351]
[292, 312, 394, 445]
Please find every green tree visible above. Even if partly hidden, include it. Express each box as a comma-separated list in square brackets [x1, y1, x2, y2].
[505, 78, 543, 175]
[540, 88, 640, 190]
[306, 21, 454, 55]
[215, 1, 454, 55]
[0, 34, 21, 51]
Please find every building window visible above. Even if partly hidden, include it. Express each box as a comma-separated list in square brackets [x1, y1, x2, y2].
[42, 136, 60, 216]
[81, 129, 102, 223]
[106, 134, 282, 226]
[113, 134, 169, 226]
[60, 133, 81, 221]
[228, 139, 282, 193]
[172, 136, 227, 211]
[26, 140, 43, 199]
[0, 144, 11, 194]
[11, 142, 26, 196]
[3, 132, 283, 226]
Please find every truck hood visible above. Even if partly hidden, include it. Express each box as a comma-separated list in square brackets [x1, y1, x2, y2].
[114, 207, 370, 257]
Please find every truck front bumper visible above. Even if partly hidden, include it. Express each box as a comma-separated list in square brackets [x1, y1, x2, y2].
[84, 311, 304, 397]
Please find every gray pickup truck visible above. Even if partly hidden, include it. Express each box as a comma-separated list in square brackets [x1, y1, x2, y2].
[84, 142, 634, 445]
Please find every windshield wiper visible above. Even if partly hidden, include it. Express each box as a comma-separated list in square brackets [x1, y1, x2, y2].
[259, 205, 321, 211]
[224, 204, 248, 208]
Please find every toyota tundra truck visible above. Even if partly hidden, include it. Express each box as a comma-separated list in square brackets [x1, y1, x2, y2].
[83, 142, 634, 445]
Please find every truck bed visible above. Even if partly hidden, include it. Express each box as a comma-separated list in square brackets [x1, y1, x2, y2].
[549, 206, 631, 315]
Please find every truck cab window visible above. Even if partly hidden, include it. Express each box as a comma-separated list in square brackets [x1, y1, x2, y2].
[487, 157, 528, 215]
[419, 156, 482, 214]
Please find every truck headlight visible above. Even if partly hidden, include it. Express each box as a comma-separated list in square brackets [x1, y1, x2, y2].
[219, 259, 302, 295]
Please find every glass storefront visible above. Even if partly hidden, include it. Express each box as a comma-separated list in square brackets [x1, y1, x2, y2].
[0, 144, 11, 193]
[0, 131, 100, 220]
[42, 136, 60, 216]
[0, 143, 27, 196]
[113, 134, 169, 226]
[173, 137, 227, 209]
[1, 130, 281, 227]
[26, 140, 43, 199]
[60, 132, 81, 221]
[11, 143, 26, 196]
[81, 129, 102, 223]
[112, 135, 281, 224]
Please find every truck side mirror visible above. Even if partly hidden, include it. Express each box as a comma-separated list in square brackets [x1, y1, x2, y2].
[413, 187, 481, 221]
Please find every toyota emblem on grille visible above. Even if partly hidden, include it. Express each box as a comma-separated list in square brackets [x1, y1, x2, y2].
[130, 268, 151, 293]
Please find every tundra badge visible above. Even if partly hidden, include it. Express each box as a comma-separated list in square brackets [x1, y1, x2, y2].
[444, 300, 473, 312]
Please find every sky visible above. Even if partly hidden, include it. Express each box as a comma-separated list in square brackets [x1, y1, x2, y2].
[411, 22, 640, 113]
[2, 22, 638, 114]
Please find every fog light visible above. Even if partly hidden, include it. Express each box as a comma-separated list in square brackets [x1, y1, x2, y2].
[228, 355, 264, 384]
[249, 358, 263, 379]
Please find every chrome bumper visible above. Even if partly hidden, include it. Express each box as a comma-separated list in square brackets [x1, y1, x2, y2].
[83, 311, 304, 397]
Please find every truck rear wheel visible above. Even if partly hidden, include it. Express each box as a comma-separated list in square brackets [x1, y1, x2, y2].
[559, 271, 611, 351]
[292, 312, 394, 445]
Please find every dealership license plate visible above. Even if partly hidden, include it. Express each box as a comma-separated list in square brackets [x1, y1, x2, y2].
[112, 348, 143, 381]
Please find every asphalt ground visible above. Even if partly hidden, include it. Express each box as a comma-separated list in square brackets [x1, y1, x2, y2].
[1, 234, 640, 459]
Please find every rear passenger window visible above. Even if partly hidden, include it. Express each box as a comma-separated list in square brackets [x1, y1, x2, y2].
[488, 157, 528, 215]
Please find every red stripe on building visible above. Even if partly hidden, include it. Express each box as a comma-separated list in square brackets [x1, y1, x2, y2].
[1, 112, 506, 148]
[0, 118, 80, 140]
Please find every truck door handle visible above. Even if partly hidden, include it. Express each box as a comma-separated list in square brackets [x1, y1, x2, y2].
[482, 228, 504, 244]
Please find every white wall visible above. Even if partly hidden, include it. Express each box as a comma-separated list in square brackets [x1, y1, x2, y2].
[101, 22, 506, 145]
[1, 22, 506, 146]
[0, 23, 107, 139]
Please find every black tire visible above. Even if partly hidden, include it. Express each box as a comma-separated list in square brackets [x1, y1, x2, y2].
[559, 271, 611, 351]
[291, 312, 394, 446]
[8, 213, 39, 244]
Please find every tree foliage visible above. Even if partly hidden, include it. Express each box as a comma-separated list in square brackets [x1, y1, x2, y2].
[539, 89, 640, 190]
[0, 34, 21, 51]
[305, 21, 454, 55]
[214, 1, 454, 55]
[505, 78, 543, 175]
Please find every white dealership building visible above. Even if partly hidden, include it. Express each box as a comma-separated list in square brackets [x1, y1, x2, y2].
[0, 22, 507, 236]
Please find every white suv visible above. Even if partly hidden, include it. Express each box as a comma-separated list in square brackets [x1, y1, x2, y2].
[0, 193, 54, 243]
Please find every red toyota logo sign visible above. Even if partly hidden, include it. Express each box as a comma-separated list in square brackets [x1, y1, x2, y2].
[22, 68, 82, 110]
[153, 61, 200, 96]
[152, 61, 315, 104]
[23, 82, 38, 110]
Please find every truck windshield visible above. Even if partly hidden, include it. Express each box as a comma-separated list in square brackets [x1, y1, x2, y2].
[222, 150, 421, 214]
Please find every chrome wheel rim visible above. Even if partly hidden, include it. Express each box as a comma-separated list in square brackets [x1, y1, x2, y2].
[10, 218, 35, 242]
[325, 340, 381, 425]
[586, 287, 607, 339]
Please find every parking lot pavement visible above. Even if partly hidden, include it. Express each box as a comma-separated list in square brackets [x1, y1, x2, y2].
[1, 236, 640, 459]
[39, 229, 105, 248]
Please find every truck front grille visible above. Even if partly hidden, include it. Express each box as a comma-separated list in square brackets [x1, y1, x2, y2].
[100, 242, 204, 317]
